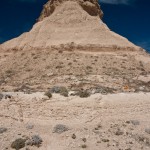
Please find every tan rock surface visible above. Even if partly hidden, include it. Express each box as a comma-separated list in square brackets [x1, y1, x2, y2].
[0, 0, 140, 51]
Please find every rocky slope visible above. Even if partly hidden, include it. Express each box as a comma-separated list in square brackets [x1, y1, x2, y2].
[0, 0, 150, 92]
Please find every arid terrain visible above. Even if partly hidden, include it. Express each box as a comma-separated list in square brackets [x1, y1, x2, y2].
[1, 92, 150, 150]
[0, 0, 150, 149]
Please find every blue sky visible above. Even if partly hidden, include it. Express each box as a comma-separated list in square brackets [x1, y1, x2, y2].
[0, 0, 150, 52]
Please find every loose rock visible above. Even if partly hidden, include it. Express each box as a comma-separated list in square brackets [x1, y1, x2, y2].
[50, 86, 68, 97]
[0, 93, 3, 100]
[26, 123, 34, 130]
[0, 127, 7, 134]
[102, 139, 109, 142]
[72, 134, 76, 139]
[81, 144, 87, 148]
[115, 129, 124, 136]
[145, 128, 150, 134]
[44, 90, 52, 98]
[130, 120, 140, 126]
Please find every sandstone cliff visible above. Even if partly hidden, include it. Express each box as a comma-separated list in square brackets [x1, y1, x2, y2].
[0, 0, 140, 51]
[38, 0, 104, 22]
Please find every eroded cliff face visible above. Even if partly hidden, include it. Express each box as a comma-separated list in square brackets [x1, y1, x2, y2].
[0, 0, 140, 51]
[38, 0, 103, 22]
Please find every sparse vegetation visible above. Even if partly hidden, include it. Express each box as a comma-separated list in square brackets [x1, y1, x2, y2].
[72, 134, 76, 139]
[0, 93, 3, 100]
[145, 128, 150, 134]
[11, 138, 26, 150]
[78, 90, 90, 98]
[130, 120, 140, 126]
[0, 127, 7, 134]
[5, 69, 14, 78]
[50, 86, 68, 97]
[82, 138, 87, 143]
[60, 87, 68, 97]
[81, 144, 87, 148]
[53, 124, 69, 134]
[44, 90, 52, 98]
[102, 139, 109, 142]
[26, 135, 43, 147]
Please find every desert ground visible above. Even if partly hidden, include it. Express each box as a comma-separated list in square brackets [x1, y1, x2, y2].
[0, 49, 150, 150]
[0, 92, 150, 150]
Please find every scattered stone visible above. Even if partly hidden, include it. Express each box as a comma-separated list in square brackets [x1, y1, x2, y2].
[0, 127, 7, 134]
[97, 124, 102, 128]
[92, 86, 115, 95]
[78, 90, 90, 98]
[102, 139, 109, 142]
[26, 135, 42, 147]
[132, 134, 150, 146]
[94, 127, 99, 130]
[11, 138, 26, 150]
[72, 134, 76, 139]
[82, 138, 87, 143]
[130, 120, 140, 126]
[26, 123, 34, 130]
[126, 121, 130, 124]
[115, 129, 124, 136]
[145, 128, 150, 134]
[81, 144, 87, 148]
[50, 86, 68, 97]
[0, 93, 3, 100]
[5, 94, 12, 99]
[14, 85, 32, 94]
[50, 86, 61, 93]
[53, 124, 69, 134]
[44, 90, 52, 98]
[97, 141, 101, 143]
[59, 87, 68, 97]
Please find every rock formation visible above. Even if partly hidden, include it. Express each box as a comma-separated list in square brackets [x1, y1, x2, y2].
[38, 0, 104, 22]
[0, 0, 149, 92]
[0, 0, 141, 51]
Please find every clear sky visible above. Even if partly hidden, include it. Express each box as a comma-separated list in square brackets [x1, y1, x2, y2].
[0, 0, 150, 52]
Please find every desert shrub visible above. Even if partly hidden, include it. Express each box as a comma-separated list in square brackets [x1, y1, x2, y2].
[11, 138, 26, 150]
[44, 90, 52, 98]
[53, 124, 69, 134]
[78, 90, 90, 98]
[26, 135, 42, 147]
[60, 87, 68, 97]
[0, 93, 3, 100]
[5, 69, 14, 77]
[50, 86, 68, 97]
[81, 144, 87, 148]
[0, 127, 7, 134]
